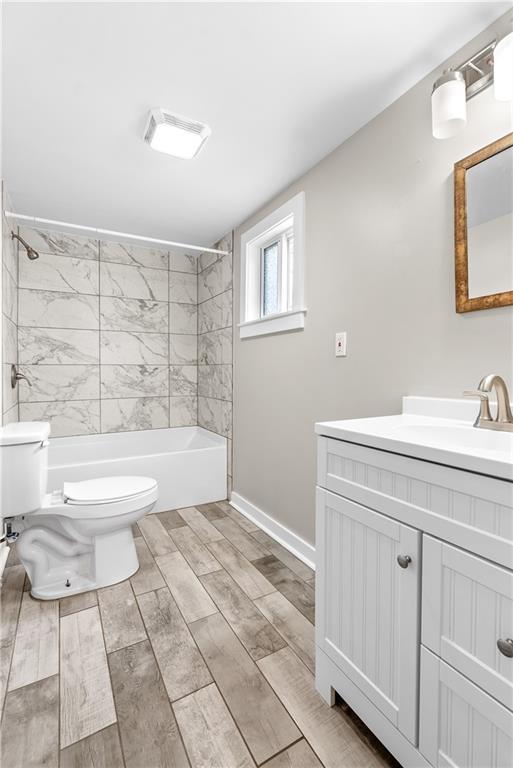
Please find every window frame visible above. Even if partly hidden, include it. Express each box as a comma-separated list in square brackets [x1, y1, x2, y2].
[239, 191, 306, 339]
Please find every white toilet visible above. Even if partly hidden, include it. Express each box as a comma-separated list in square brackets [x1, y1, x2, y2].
[0, 421, 158, 599]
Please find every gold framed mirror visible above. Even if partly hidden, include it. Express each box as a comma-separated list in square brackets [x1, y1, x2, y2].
[454, 132, 513, 313]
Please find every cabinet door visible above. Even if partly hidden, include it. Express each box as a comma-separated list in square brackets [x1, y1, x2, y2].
[420, 646, 513, 768]
[422, 536, 513, 710]
[316, 488, 421, 744]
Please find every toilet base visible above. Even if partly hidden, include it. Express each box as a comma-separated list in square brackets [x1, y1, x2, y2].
[31, 574, 98, 601]
[18, 521, 142, 600]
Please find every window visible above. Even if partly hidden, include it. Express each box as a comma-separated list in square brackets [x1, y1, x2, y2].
[260, 228, 294, 317]
[239, 192, 305, 338]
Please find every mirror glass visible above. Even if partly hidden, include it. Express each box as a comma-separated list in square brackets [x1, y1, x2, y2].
[466, 146, 513, 299]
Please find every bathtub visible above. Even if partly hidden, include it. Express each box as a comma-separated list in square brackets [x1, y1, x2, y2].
[47, 426, 227, 513]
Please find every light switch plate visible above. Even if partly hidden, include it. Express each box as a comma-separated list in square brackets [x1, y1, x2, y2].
[335, 332, 347, 357]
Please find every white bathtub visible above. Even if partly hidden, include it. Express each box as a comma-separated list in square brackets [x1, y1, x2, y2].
[47, 426, 227, 513]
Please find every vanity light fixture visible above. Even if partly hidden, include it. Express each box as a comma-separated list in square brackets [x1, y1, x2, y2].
[431, 70, 467, 139]
[494, 30, 513, 101]
[144, 108, 211, 159]
[431, 23, 513, 139]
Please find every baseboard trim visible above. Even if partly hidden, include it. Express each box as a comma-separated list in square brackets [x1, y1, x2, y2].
[230, 491, 315, 571]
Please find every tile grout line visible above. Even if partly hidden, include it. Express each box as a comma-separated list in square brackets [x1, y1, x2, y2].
[96, 588, 129, 768]
[16, 224, 20, 420]
[196, 252, 200, 428]
[19, 324, 173, 335]
[168, 250, 171, 429]
[58, 723, 124, 762]
[167, 523, 224, 576]
[138, 551, 217, 768]
[248, 530, 315, 588]
[0, 569, 25, 726]
[98, 243, 102, 432]
[166, 504, 302, 764]
[179, 613, 261, 765]
[185, 590, 299, 766]
[258, 736, 307, 767]
[143, 537, 230, 745]
[57, 594, 61, 768]
[229, 230, 234, 489]
[254, 645, 328, 767]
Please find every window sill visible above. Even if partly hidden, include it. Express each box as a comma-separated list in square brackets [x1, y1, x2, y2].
[239, 309, 306, 339]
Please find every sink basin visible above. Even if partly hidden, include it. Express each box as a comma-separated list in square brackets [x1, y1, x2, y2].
[315, 406, 513, 481]
[389, 422, 513, 455]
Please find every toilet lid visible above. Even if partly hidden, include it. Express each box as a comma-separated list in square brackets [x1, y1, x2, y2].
[64, 476, 157, 505]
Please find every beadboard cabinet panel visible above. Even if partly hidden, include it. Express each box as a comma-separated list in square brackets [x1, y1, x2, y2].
[420, 647, 513, 768]
[316, 487, 421, 744]
[317, 436, 513, 569]
[422, 536, 513, 710]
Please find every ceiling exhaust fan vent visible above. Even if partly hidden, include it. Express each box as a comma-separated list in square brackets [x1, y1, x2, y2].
[144, 108, 211, 159]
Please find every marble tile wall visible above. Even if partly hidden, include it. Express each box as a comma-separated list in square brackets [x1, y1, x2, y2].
[15, 227, 199, 437]
[1, 186, 19, 425]
[197, 232, 234, 491]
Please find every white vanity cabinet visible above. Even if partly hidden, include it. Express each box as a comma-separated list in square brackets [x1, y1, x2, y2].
[315, 429, 513, 768]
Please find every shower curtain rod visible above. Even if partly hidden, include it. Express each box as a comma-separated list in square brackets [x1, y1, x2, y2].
[4, 212, 231, 256]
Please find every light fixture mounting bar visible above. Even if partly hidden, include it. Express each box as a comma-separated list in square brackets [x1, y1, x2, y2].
[457, 41, 495, 100]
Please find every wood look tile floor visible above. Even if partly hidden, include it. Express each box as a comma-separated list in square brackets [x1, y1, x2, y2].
[0, 501, 398, 768]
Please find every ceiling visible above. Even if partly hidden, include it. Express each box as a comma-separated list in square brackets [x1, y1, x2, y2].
[2, 2, 509, 247]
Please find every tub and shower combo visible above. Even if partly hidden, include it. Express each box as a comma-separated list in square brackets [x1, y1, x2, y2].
[48, 426, 228, 512]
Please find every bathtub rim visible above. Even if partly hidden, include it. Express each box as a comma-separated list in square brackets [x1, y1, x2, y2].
[48, 425, 227, 470]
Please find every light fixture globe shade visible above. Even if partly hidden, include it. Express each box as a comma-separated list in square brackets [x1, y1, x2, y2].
[494, 31, 513, 102]
[431, 71, 467, 139]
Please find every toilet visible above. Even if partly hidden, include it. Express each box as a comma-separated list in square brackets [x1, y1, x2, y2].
[0, 421, 158, 600]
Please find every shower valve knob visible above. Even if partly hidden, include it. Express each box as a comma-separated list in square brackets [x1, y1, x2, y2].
[11, 365, 32, 389]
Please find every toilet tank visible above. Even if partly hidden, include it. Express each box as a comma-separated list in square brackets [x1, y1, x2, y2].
[0, 422, 51, 519]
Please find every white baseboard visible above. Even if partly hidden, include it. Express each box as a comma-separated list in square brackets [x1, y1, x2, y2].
[230, 491, 315, 571]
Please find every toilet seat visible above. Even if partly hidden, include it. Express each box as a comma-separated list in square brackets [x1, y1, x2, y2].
[64, 476, 157, 506]
[33, 475, 159, 521]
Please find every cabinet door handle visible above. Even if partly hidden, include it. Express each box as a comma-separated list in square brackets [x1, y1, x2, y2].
[397, 554, 412, 569]
[497, 638, 513, 658]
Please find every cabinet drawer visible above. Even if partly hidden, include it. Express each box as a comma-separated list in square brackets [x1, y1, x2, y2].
[422, 536, 513, 710]
[317, 436, 513, 569]
[420, 646, 513, 768]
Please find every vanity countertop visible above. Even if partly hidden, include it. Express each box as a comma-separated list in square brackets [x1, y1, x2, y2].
[315, 396, 513, 481]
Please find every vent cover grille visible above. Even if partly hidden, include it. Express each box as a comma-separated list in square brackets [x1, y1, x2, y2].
[161, 112, 204, 135]
[144, 108, 211, 158]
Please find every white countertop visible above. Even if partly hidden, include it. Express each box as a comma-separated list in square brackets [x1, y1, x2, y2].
[315, 397, 513, 481]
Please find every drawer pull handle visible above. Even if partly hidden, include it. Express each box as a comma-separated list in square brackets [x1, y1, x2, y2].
[497, 638, 513, 658]
[397, 554, 412, 569]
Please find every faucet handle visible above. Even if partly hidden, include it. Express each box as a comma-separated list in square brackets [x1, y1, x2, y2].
[10, 365, 32, 389]
[463, 390, 492, 424]
[463, 389, 488, 400]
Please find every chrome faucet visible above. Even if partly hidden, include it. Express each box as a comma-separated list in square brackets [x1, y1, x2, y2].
[464, 374, 513, 432]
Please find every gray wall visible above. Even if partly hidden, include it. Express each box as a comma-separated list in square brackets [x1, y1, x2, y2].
[14, 227, 199, 436]
[232, 17, 513, 546]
